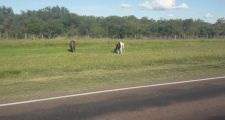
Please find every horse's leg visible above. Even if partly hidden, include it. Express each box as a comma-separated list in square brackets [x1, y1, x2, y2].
[72, 47, 74, 52]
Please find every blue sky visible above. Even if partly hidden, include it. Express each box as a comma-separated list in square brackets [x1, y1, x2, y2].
[0, 0, 224, 23]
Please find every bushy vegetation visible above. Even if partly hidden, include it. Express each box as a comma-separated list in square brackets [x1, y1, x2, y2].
[1, 6, 225, 40]
[0, 39, 225, 101]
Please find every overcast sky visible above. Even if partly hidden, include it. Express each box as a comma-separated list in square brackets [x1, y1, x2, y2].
[0, 0, 225, 23]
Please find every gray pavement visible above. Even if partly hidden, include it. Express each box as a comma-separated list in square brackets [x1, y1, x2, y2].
[0, 78, 225, 120]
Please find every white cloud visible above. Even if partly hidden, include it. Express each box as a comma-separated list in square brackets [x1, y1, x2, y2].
[139, 0, 188, 10]
[205, 13, 214, 19]
[120, 3, 132, 9]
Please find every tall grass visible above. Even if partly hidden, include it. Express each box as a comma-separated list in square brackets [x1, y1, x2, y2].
[0, 38, 225, 101]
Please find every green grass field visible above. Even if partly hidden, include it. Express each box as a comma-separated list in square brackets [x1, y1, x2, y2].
[0, 38, 225, 102]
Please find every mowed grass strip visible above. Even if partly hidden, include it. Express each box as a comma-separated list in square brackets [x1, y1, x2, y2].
[0, 39, 225, 101]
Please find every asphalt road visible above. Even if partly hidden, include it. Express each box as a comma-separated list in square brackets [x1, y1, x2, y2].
[0, 77, 225, 120]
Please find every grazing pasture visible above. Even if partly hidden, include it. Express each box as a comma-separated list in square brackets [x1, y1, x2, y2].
[0, 38, 225, 102]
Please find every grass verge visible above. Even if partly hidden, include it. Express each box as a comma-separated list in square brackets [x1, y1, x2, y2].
[0, 38, 225, 102]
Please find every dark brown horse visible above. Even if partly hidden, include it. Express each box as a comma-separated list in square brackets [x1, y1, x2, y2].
[69, 40, 76, 52]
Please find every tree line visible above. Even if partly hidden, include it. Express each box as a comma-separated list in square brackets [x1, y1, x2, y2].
[0, 6, 225, 40]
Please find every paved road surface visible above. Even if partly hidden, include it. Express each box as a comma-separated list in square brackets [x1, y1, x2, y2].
[0, 78, 225, 120]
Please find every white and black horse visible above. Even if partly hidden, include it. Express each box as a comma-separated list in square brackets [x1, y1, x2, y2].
[114, 42, 125, 54]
